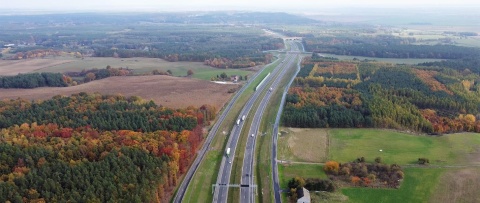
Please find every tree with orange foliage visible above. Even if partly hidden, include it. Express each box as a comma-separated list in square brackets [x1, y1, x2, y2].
[351, 176, 361, 186]
[324, 161, 340, 175]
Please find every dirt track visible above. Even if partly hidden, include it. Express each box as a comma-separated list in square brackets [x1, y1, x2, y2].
[0, 75, 238, 110]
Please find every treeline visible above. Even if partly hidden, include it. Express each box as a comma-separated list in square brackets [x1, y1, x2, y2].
[65, 66, 133, 83]
[420, 57, 480, 74]
[283, 105, 371, 128]
[324, 158, 404, 188]
[0, 93, 202, 132]
[9, 49, 61, 60]
[92, 35, 282, 68]
[303, 36, 480, 59]
[0, 93, 214, 202]
[283, 59, 480, 134]
[0, 72, 70, 89]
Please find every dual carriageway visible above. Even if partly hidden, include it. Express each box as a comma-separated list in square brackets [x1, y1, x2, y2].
[175, 41, 303, 203]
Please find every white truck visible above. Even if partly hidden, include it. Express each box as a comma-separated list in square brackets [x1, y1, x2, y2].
[236, 119, 240, 125]
[242, 115, 246, 121]
[226, 147, 230, 157]
[226, 147, 231, 163]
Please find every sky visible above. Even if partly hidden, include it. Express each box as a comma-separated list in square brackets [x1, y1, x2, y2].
[2, 0, 480, 12]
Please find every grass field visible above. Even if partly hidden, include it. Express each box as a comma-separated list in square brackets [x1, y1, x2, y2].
[329, 129, 480, 165]
[0, 56, 251, 81]
[318, 54, 441, 65]
[429, 167, 480, 203]
[277, 128, 480, 202]
[182, 153, 223, 203]
[279, 163, 328, 203]
[278, 128, 328, 162]
[279, 164, 327, 188]
[342, 168, 445, 203]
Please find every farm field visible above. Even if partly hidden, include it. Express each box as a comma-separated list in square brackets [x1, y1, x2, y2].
[0, 75, 237, 110]
[0, 57, 252, 81]
[0, 58, 74, 76]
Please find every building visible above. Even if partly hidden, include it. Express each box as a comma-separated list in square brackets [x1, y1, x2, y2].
[230, 75, 239, 82]
[297, 187, 311, 203]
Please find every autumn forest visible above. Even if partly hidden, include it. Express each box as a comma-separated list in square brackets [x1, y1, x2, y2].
[283, 54, 480, 134]
[0, 93, 216, 202]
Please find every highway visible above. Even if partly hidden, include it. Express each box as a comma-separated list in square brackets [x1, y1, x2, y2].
[240, 42, 301, 203]
[240, 48, 298, 203]
[213, 43, 297, 203]
[271, 54, 303, 203]
[173, 57, 280, 203]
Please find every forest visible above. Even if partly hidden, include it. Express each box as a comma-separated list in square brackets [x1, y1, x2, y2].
[0, 93, 216, 202]
[302, 35, 480, 59]
[0, 73, 70, 89]
[0, 13, 288, 69]
[283, 55, 480, 134]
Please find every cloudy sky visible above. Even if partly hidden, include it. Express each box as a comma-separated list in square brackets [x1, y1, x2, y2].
[2, 0, 479, 12]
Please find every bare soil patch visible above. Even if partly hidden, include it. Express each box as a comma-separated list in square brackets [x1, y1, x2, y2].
[279, 128, 328, 162]
[0, 59, 73, 76]
[0, 75, 237, 110]
[430, 168, 480, 203]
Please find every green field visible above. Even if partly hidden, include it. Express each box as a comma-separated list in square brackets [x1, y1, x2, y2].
[35, 57, 251, 81]
[278, 128, 480, 202]
[182, 153, 223, 203]
[342, 168, 445, 203]
[279, 164, 327, 188]
[329, 129, 480, 165]
[318, 54, 441, 65]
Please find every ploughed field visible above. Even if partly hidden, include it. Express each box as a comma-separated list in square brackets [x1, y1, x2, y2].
[0, 75, 237, 110]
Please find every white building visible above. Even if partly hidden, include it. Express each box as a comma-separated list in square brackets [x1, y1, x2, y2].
[297, 187, 311, 203]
